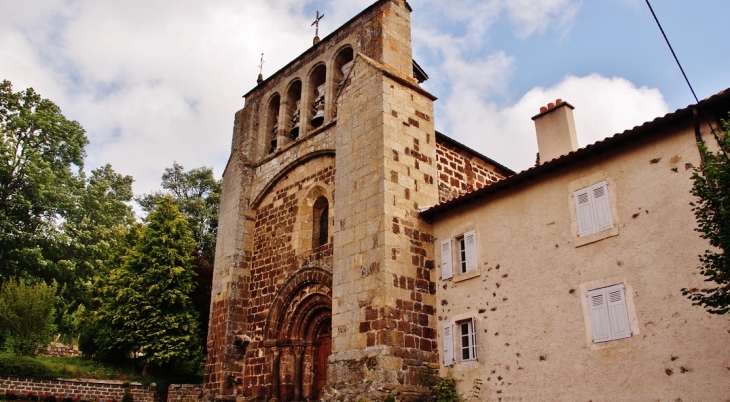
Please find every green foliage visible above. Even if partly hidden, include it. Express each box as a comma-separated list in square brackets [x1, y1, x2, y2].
[435, 376, 461, 402]
[0, 79, 88, 286]
[0, 355, 54, 379]
[94, 196, 200, 369]
[466, 378, 482, 401]
[137, 162, 221, 264]
[121, 388, 133, 402]
[0, 278, 57, 355]
[0, 80, 135, 337]
[684, 116, 730, 314]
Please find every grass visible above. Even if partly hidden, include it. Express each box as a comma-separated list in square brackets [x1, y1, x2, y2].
[0, 354, 202, 385]
[32, 356, 142, 382]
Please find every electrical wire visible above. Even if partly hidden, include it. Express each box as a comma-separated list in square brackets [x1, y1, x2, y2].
[645, 0, 723, 154]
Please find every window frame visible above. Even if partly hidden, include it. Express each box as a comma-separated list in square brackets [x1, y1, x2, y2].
[441, 230, 478, 280]
[442, 317, 477, 366]
[574, 180, 614, 238]
[458, 318, 477, 362]
[587, 284, 632, 343]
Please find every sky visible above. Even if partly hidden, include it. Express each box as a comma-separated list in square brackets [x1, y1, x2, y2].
[1, 0, 729, 203]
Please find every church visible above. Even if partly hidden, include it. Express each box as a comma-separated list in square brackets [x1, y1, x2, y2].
[203, 1, 730, 400]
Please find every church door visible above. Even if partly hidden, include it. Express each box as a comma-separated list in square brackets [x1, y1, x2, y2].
[315, 332, 331, 397]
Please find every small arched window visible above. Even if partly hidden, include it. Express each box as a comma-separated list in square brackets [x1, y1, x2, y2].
[312, 196, 329, 248]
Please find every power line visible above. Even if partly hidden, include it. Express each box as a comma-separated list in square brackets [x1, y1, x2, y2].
[644, 0, 699, 105]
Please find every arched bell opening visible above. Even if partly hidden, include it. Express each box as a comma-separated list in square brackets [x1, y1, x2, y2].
[333, 47, 354, 91]
[266, 94, 281, 154]
[308, 64, 327, 129]
[286, 80, 302, 142]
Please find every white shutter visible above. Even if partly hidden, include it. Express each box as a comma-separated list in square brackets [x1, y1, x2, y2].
[574, 188, 596, 237]
[442, 322, 454, 365]
[606, 284, 631, 340]
[591, 181, 614, 232]
[469, 317, 477, 359]
[464, 230, 478, 272]
[441, 238, 453, 279]
[588, 288, 612, 342]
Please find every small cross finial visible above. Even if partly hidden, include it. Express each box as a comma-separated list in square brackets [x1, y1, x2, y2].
[257, 53, 265, 84]
[311, 11, 325, 45]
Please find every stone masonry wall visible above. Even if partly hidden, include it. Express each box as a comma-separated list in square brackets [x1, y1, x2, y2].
[0, 377, 159, 402]
[436, 139, 508, 203]
[166, 384, 203, 402]
[239, 156, 335, 401]
[326, 50, 439, 401]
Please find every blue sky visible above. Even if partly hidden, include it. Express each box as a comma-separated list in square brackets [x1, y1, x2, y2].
[1, 0, 728, 200]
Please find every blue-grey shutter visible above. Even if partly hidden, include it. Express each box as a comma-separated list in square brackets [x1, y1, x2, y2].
[442, 322, 454, 365]
[606, 284, 631, 340]
[591, 181, 614, 232]
[574, 187, 596, 237]
[588, 288, 612, 342]
[441, 238, 453, 279]
[464, 230, 478, 272]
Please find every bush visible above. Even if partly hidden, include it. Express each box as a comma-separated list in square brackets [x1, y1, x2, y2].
[0, 355, 55, 379]
[0, 278, 57, 355]
[120, 388, 133, 402]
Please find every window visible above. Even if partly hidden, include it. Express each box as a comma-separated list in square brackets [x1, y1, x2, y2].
[458, 319, 477, 361]
[574, 181, 613, 237]
[442, 318, 477, 365]
[440, 230, 477, 279]
[587, 284, 631, 343]
[312, 196, 329, 248]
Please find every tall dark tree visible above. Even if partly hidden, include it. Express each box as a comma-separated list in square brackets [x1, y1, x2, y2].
[684, 117, 730, 314]
[137, 162, 221, 264]
[0, 79, 88, 285]
[95, 196, 200, 369]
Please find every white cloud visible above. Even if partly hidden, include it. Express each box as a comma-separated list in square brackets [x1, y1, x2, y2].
[0, 0, 669, 205]
[445, 74, 669, 172]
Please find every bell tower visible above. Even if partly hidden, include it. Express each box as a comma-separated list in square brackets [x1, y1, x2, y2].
[206, 1, 440, 400]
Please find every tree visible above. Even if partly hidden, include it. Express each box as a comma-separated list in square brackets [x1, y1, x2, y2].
[0, 79, 88, 285]
[137, 162, 221, 263]
[0, 278, 57, 355]
[684, 116, 730, 314]
[95, 196, 200, 369]
[60, 164, 135, 313]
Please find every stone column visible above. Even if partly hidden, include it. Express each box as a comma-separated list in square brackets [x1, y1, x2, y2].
[270, 347, 281, 402]
[293, 346, 306, 401]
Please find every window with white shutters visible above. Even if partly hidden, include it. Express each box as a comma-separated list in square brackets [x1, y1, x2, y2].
[587, 284, 631, 342]
[574, 181, 614, 237]
[441, 231, 479, 279]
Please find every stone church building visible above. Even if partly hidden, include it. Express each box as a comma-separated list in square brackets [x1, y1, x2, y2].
[204, 0, 730, 401]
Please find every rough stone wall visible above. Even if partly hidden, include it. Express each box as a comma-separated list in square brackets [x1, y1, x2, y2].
[326, 50, 439, 402]
[241, 156, 335, 400]
[166, 384, 203, 402]
[436, 140, 508, 203]
[39, 343, 82, 358]
[0, 377, 159, 402]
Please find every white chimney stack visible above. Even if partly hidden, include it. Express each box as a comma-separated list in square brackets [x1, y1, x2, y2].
[532, 99, 578, 164]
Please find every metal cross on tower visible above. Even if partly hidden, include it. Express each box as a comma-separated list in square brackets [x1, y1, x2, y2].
[257, 53, 265, 84]
[311, 11, 325, 45]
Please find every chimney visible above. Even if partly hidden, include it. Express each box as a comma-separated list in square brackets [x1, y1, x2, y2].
[531, 99, 578, 164]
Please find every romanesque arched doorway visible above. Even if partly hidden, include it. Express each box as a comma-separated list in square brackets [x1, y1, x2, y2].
[264, 268, 332, 402]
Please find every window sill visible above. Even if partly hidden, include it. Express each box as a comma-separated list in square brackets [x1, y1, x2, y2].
[574, 226, 619, 247]
[454, 268, 481, 283]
